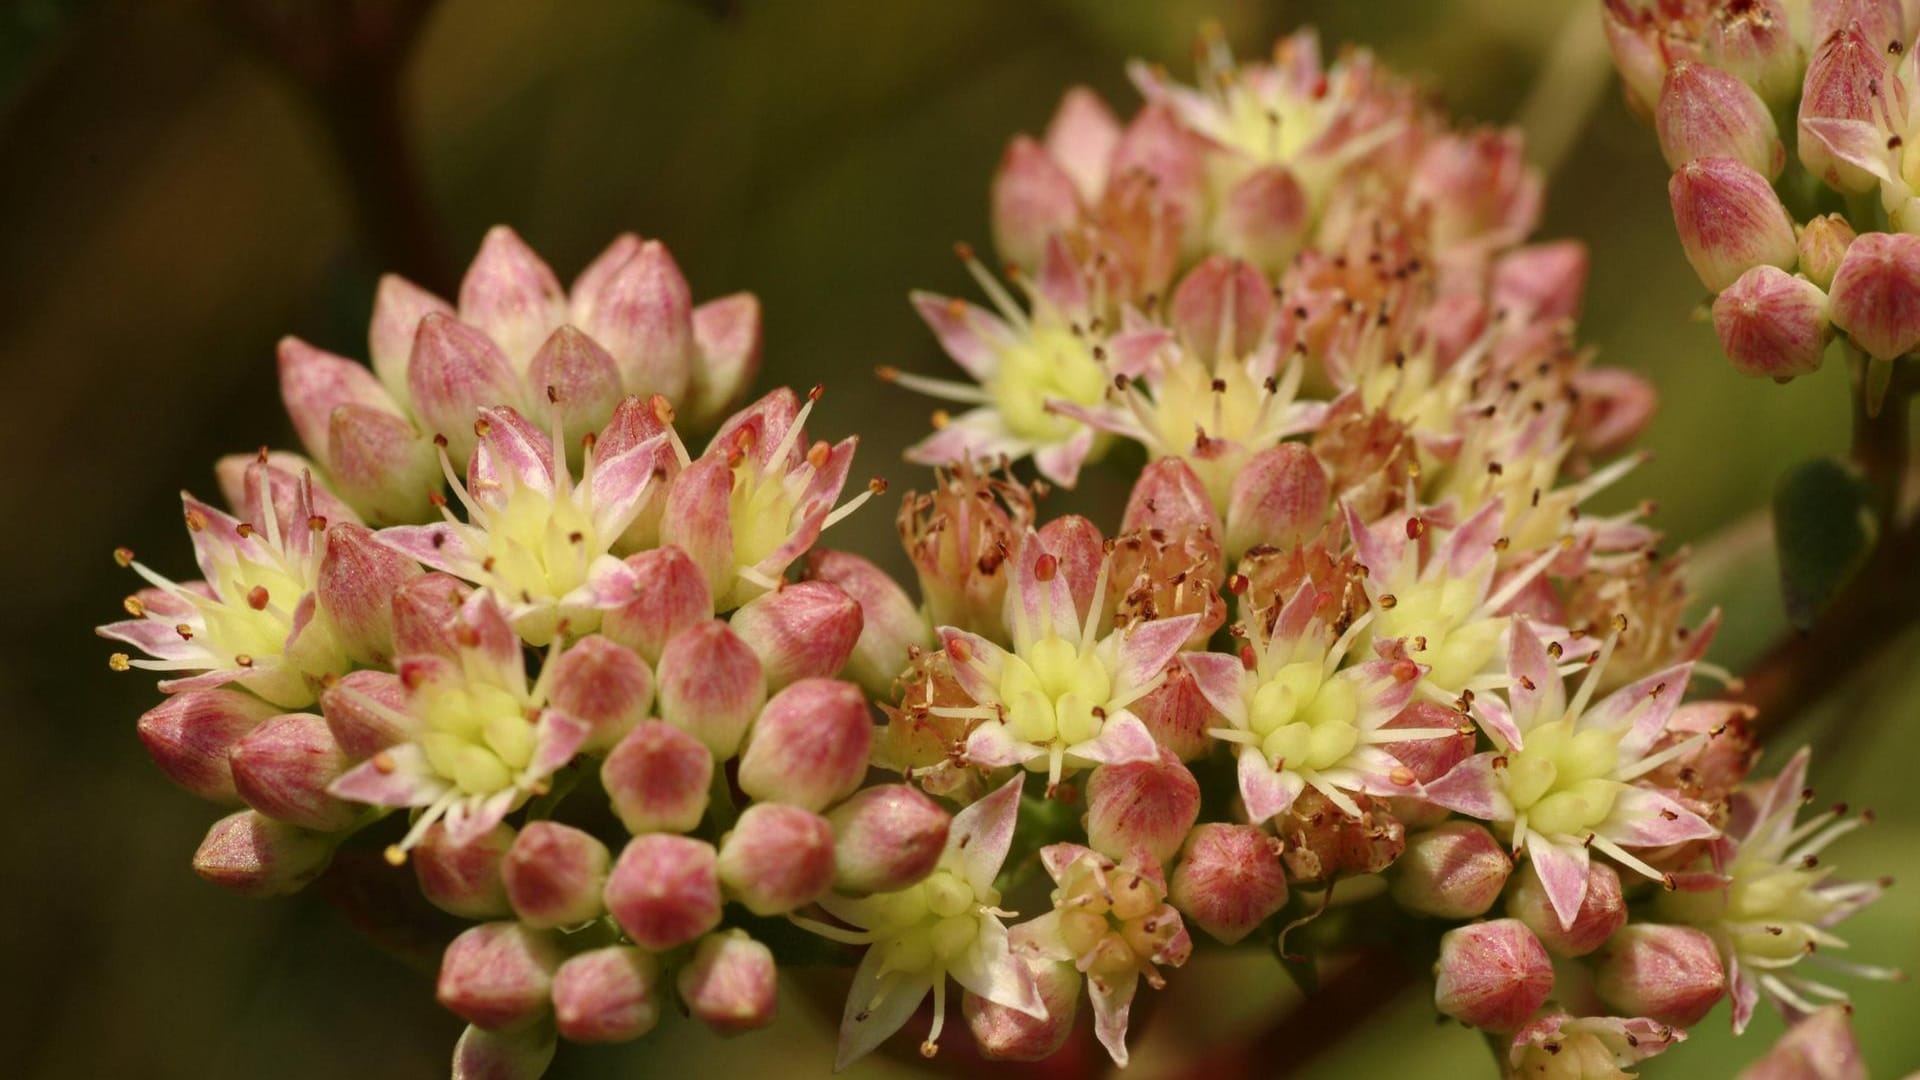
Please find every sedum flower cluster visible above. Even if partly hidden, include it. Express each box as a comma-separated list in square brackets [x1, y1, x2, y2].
[100, 22, 1895, 1080]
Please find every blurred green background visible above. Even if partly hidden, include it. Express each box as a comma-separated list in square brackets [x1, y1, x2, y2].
[2, 0, 1913, 1076]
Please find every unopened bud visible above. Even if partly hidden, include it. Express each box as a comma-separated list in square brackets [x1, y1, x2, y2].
[826, 783, 951, 895]
[991, 135, 1082, 270]
[390, 572, 471, 660]
[602, 720, 713, 835]
[1797, 213, 1857, 291]
[1712, 265, 1832, 380]
[1828, 230, 1920, 361]
[1122, 457, 1222, 538]
[604, 834, 722, 951]
[1656, 61, 1783, 177]
[654, 619, 766, 759]
[1507, 860, 1627, 957]
[1595, 923, 1727, 1027]
[544, 634, 652, 752]
[317, 521, 421, 665]
[551, 946, 661, 1044]
[678, 931, 779, 1036]
[805, 549, 932, 699]
[320, 669, 410, 761]
[1492, 241, 1589, 324]
[1798, 22, 1892, 192]
[602, 546, 714, 664]
[1226, 443, 1329, 558]
[1134, 660, 1218, 761]
[137, 689, 277, 803]
[573, 238, 695, 405]
[413, 821, 515, 919]
[450, 1022, 555, 1080]
[1390, 822, 1513, 919]
[1738, 1004, 1865, 1080]
[729, 581, 863, 689]
[229, 712, 357, 832]
[192, 809, 334, 897]
[1085, 747, 1201, 868]
[1669, 157, 1798, 292]
[438, 922, 562, 1032]
[736, 678, 872, 811]
[1170, 255, 1274, 363]
[717, 803, 836, 915]
[965, 948, 1081, 1061]
[1214, 165, 1310, 273]
[1433, 919, 1554, 1032]
[1170, 823, 1289, 945]
[503, 822, 610, 929]
[1703, 0, 1802, 109]
[407, 313, 522, 466]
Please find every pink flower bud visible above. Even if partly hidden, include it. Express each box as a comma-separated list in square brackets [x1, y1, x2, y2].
[390, 572, 471, 659]
[137, 689, 276, 802]
[1798, 213, 1857, 291]
[544, 635, 652, 752]
[1669, 157, 1799, 292]
[1798, 23, 1892, 191]
[438, 922, 562, 1031]
[368, 274, 453, 405]
[1433, 919, 1554, 1032]
[1703, 0, 1803, 109]
[1712, 265, 1832, 379]
[677, 931, 778, 1036]
[736, 678, 872, 811]
[552, 946, 662, 1043]
[825, 783, 951, 894]
[600, 545, 714, 664]
[451, 1023, 555, 1080]
[1507, 860, 1627, 957]
[1601, 4, 1670, 119]
[1214, 165, 1310, 273]
[192, 809, 333, 897]
[1827, 230, 1920, 360]
[276, 336, 401, 471]
[728, 581, 862, 689]
[1492, 241, 1588, 325]
[687, 293, 763, 428]
[1170, 823, 1288, 945]
[604, 834, 722, 951]
[571, 232, 640, 305]
[407, 313, 522, 463]
[571, 239, 693, 404]
[804, 549, 930, 698]
[412, 821, 515, 919]
[603, 720, 713, 835]
[316, 522, 420, 666]
[657, 455, 738, 602]
[1226, 443, 1328, 558]
[326, 403, 441, 525]
[525, 326, 623, 439]
[1739, 1005, 1865, 1080]
[1111, 104, 1207, 251]
[717, 803, 836, 915]
[991, 135, 1082, 270]
[458, 225, 566, 369]
[964, 950, 1080, 1061]
[1170, 255, 1274, 363]
[1390, 822, 1513, 919]
[1036, 514, 1107, 622]
[654, 619, 766, 758]
[1085, 747, 1200, 868]
[1122, 457, 1222, 538]
[1134, 660, 1217, 761]
[229, 712, 356, 832]
[1595, 924, 1727, 1027]
[1657, 60, 1783, 177]
[503, 822, 610, 929]
[320, 669, 409, 762]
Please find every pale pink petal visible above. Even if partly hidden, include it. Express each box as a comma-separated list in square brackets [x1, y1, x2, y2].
[904, 408, 1030, 469]
[97, 619, 202, 661]
[1112, 614, 1202, 695]
[468, 405, 555, 502]
[328, 743, 445, 807]
[953, 773, 1027, 894]
[1585, 662, 1693, 757]
[1602, 786, 1718, 848]
[1006, 531, 1081, 647]
[1105, 324, 1174, 380]
[1037, 842, 1098, 884]
[1031, 424, 1095, 489]
[1238, 745, 1303, 824]
[835, 947, 933, 1071]
[1473, 693, 1526, 752]
[1035, 235, 1090, 320]
[376, 523, 480, 579]
[444, 788, 520, 847]
[530, 711, 591, 777]
[937, 627, 1007, 704]
[1341, 502, 1407, 587]
[949, 916, 1047, 1019]
[1423, 753, 1508, 820]
[1527, 834, 1593, 930]
[1801, 117, 1899, 187]
[1089, 969, 1141, 1067]
[1348, 659, 1421, 726]
[586, 436, 669, 539]
[1183, 651, 1250, 728]
[705, 387, 802, 470]
[1728, 956, 1759, 1035]
[1442, 498, 1506, 578]
[909, 292, 1014, 380]
[1505, 617, 1565, 731]
[1071, 713, 1159, 766]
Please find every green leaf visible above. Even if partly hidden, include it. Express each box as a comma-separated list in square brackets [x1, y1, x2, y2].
[1773, 457, 1878, 630]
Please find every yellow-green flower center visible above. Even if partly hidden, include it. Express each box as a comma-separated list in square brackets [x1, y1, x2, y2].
[417, 679, 539, 796]
[1658, 851, 1845, 964]
[729, 457, 799, 584]
[998, 634, 1113, 746]
[1247, 659, 1360, 772]
[205, 557, 309, 663]
[1501, 718, 1628, 838]
[987, 321, 1109, 444]
[868, 867, 988, 975]
[1150, 357, 1266, 508]
[1369, 575, 1505, 694]
[483, 483, 598, 603]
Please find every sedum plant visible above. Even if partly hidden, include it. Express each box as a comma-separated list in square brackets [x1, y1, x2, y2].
[99, 15, 1905, 1079]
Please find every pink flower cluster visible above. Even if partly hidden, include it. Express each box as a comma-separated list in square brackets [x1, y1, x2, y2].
[98, 20, 1896, 1080]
